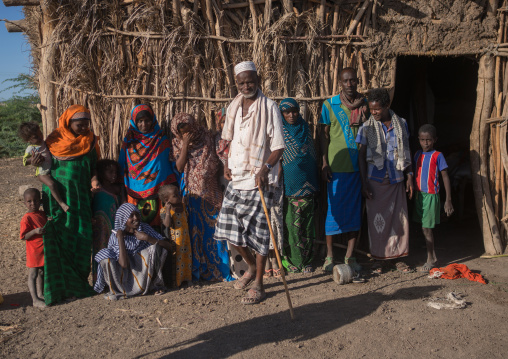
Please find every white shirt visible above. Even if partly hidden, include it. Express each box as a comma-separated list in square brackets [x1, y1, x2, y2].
[227, 98, 285, 190]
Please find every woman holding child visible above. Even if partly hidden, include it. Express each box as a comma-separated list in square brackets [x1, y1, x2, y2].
[42, 104, 100, 305]
[118, 104, 177, 233]
[170, 112, 232, 282]
[356, 88, 413, 273]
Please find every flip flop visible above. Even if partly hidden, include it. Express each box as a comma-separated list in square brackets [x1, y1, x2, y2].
[241, 288, 266, 305]
[419, 262, 437, 273]
[322, 257, 334, 272]
[303, 265, 314, 274]
[371, 261, 383, 274]
[263, 269, 273, 278]
[273, 268, 282, 278]
[233, 271, 255, 290]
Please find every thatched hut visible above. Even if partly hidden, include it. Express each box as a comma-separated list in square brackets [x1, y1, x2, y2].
[4, 0, 508, 255]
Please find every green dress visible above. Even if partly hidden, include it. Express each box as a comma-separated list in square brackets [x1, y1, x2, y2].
[42, 148, 98, 305]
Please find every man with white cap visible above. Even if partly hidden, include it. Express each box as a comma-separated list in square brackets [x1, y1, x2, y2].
[214, 61, 285, 304]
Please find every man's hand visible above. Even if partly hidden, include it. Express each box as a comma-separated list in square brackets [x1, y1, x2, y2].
[444, 200, 454, 216]
[361, 181, 373, 199]
[255, 166, 269, 190]
[406, 174, 414, 200]
[224, 166, 232, 181]
[321, 164, 332, 183]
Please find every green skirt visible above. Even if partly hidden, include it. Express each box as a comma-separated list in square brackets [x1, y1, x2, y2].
[282, 195, 316, 272]
[42, 148, 97, 305]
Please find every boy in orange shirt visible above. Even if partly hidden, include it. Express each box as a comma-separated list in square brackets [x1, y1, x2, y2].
[20, 188, 48, 308]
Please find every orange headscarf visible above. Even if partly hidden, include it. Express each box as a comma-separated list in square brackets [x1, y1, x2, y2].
[46, 105, 99, 159]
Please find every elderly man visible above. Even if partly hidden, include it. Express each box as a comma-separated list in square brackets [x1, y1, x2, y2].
[320, 67, 369, 273]
[214, 61, 285, 304]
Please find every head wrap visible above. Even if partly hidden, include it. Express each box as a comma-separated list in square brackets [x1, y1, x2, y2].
[46, 104, 99, 160]
[234, 61, 257, 76]
[279, 98, 300, 113]
[118, 104, 176, 200]
[114, 203, 141, 231]
[171, 113, 222, 209]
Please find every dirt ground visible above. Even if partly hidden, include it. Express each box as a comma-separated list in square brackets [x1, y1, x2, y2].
[1, 157, 508, 359]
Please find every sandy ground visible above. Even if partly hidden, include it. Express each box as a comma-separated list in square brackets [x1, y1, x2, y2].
[1, 156, 508, 359]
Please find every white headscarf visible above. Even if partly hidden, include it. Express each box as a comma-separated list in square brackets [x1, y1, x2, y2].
[234, 61, 257, 76]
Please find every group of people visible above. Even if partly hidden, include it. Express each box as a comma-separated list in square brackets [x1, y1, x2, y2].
[17, 61, 454, 307]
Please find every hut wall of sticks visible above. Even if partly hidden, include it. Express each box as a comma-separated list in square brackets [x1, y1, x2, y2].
[4, 0, 508, 254]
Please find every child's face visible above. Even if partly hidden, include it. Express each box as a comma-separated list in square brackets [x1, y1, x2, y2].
[136, 116, 153, 134]
[418, 132, 436, 152]
[368, 101, 390, 122]
[28, 128, 43, 145]
[163, 188, 181, 206]
[282, 109, 300, 124]
[24, 192, 41, 212]
[103, 165, 118, 184]
[125, 211, 140, 232]
[69, 119, 91, 136]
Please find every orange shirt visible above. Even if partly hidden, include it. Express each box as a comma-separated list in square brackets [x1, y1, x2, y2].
[20, 211, 47, 268]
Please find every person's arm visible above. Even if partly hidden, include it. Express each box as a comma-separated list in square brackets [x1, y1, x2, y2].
[162, 203, 172, 229]
[175, 132, 197, 173]
[255, 149, 284, 190]
[224, 156, 232, 181]
[134, 230, 173, 251]
[91, 167, 100, 192]
[22, 227, 45, 240]
[441, 169, 454, 216]
[405, 167, 414, 200]
[320, 125, 332, 182]
[358, 144, 373, 199]
[117, 230, 129, 269]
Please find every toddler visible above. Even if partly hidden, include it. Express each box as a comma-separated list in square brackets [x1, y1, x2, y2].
[159, 184, 192, 287]
[413, 124, 454, 272]
[19, 188, 48, 308]
[18, 122, 69, 212]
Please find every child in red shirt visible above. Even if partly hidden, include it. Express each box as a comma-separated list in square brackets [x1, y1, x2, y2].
[20, 188, 48, 308]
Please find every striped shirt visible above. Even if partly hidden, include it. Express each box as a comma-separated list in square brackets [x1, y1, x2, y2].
[414, 150, 448, 194]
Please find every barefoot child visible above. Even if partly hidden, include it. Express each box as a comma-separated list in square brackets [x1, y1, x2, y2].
[413, 124, 454, 272]
[18, 122, 69, 212]
[92, 159, 125, 282]
[19, 188, 48, 308]
[159, 184, 192, 287]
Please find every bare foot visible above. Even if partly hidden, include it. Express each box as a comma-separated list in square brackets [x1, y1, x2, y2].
[33, 299, 47, 308]
[59, 202, 70, 212]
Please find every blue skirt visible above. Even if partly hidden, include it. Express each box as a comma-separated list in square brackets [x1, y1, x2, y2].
[325, 172, 362, 235]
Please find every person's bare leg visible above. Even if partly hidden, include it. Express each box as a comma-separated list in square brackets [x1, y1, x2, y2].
[36, 268, 44, 299]
[251, 253, 268, 293]
[28, 268, 46, 308]
[232, 244, 257, 289]
[344, 231, 362, 271]
[421, 227, 437, 272]
[38, 174, 69, 212]
[323, 234, 335, 271]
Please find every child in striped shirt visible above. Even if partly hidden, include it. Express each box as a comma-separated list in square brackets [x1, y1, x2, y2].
[413, 124, 454, 272]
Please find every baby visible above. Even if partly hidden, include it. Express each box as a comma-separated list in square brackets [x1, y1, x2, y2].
[19, 188, 48, 308]
[18, 122, 69, 212]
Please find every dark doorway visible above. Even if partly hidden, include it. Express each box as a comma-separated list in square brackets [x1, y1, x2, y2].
[391, 56, 482, 253]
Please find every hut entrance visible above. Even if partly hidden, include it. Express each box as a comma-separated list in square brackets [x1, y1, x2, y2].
[391, 56, 480, 244]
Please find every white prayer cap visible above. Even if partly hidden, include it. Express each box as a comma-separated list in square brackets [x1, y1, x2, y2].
[234, 61, 257, 76]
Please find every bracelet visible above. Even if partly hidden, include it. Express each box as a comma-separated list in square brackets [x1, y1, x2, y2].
[265, 163, 273, 170]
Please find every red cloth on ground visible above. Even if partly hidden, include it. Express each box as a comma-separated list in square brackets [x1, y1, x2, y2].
[429, 263, 486, 284]
[19, 211, 47, 268]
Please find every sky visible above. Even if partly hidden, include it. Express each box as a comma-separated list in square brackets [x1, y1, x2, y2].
[0, 3, 33, 101]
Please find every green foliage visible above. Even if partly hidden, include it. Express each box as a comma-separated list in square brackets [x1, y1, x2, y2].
[0, 74, 41, 158]
[0, 94, 42, 158]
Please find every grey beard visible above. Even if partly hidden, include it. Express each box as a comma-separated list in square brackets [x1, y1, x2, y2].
[241, 89, 258, 99]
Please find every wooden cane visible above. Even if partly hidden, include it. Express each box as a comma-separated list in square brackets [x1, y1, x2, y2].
[258, 185, 295, 320]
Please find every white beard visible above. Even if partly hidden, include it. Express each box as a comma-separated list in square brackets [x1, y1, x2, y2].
[241, 89, 258, 99]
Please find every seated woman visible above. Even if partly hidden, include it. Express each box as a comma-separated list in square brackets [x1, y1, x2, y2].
[94, 203, 173, 300]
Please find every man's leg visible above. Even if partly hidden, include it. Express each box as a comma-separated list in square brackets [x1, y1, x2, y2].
[344, 231, 362, 271]
[323, 234, 335, 271]
[421, 227, 437, 272]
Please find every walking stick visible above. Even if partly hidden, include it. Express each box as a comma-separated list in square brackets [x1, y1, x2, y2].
[258, 185, 295, 320]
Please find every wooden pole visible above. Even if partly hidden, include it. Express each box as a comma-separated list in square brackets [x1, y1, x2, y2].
[3, 0, 40, 6]
[258, 186, 295, 320]
[3, 19, 27, 32]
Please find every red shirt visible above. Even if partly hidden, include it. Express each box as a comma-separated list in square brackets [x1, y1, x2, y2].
[20, 210, 47, 268]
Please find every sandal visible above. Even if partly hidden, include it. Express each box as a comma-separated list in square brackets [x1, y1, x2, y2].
[395, 261, 415, 273]
[345, 257, 362, 272]
[233, 271, 255, 290]
[419, 262, 437, 273]
[273, 268, 282, 278]
[263, 269, 273, 278]
[322, 257, 334, 272]
[303, 265, 314, 274]
[371, 262, 383, 274]
[241, 288, 266, 305]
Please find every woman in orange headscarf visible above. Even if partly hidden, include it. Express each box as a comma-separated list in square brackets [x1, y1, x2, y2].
[41, 105, 101, 305]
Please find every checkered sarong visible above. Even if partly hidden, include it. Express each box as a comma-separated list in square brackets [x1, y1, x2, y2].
[214, 182, 274, 256]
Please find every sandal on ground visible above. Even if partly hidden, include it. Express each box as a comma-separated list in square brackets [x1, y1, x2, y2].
[371, 262, 384, 274]
[241, 288, 266, 305]
[263, 269, 273, 278]
[154, 288, 167, 296]
[419, 262, 437, 273]
[322, 257, 334, 272]
[352, 273, 366, 283]
[345, 257, 362, 272]
[395, 261, 415, 273]
[303, 265, 314, 274]
[233, 271, 255, 290]
[273, 268, 282, 278]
